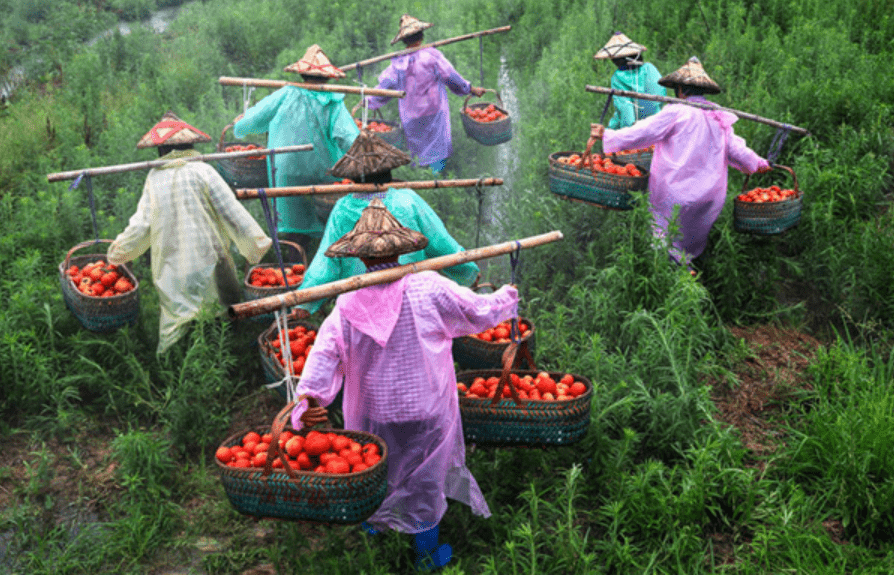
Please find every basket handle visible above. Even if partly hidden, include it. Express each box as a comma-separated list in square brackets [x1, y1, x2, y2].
[462, 88, 503, 112]
[217, 122, 235, 153]
[262, 395, 328, 479]
[350, 103, 384, 123]
[246, 239, 307, 274]
[472, 281, 496, 294]
[64, 239, 114, 270]
[489, 339, 537, 407]
[741, 164, 800, 197]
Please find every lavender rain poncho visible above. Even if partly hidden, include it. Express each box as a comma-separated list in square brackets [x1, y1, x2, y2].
[294, 272, 518, 533]
[365, 47, 473, 167]
[602, 96, 769, 263]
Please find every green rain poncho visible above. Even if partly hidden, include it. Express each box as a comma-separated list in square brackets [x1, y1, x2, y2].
[608, 63, 667, 129]
[234, 86, 360, 236]
[297, 188, 479, 315]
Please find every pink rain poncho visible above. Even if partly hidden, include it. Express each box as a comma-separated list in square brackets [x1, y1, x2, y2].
[365, 47, 473, 167]
[294, 271, 518, 533]
[602, 96, 769, 263]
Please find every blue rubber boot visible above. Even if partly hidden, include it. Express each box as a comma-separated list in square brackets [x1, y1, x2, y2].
[413, 525, 452, 571]
[360, 521, 380, 536]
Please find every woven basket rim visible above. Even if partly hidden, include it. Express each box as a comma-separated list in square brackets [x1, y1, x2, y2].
[457, 368, 593, 405]
[216, 425, 388, 479]
[59, 252, 141, 298]
[454, 318, 534, 347]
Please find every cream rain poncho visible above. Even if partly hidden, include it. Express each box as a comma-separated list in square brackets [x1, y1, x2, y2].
[107, 150, 271, 352]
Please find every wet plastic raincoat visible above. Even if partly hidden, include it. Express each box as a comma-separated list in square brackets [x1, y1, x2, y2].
[607, 63, 666, 129]
[295, 271, 518, 533]
[296, 188, 479, 315]
[107, 150, 272, 353]
[365, 47, 473, 167]
[234, 86, 359, 236]
[602, 96, 769, 263]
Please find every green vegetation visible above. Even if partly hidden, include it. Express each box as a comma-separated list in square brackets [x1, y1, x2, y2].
[2, 0, 894, 573]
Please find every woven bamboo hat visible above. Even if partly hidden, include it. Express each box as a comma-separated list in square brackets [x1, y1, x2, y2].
[658, 56, 722, 94]
[593, 32, 646, 60]
[391, 14, 433, 45]
[136, 110, 211, 149]
[325, 198, 428, 259]
[329, 130, 411, 180]
[283, 44, 346, 78]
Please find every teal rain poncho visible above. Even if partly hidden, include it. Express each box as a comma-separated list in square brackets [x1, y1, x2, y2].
[234, 86, 360, 236]
[608, 63, 667, 129]
[297, 188, 480, 315]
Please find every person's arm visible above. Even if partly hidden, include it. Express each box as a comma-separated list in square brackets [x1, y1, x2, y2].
[431, 49, 484, 97]
[429, 275, 519, 338]
[292, 309, 345, 407]
[597, 104, 679, 154]
[107, 180, 153, 265]
[728, 132, 771, 174]
[203, 165, 271, 264]
[233, 88, 287, 138]
[364, 64, 398, 111]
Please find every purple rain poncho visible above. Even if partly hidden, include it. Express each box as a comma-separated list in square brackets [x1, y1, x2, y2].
[602, 96, 769, 263]
[365, 47, 473, 167]
[294, 272, 518, 533]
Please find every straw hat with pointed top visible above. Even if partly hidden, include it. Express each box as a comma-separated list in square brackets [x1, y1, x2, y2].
[329, 130, 411, 180]
[593, 32, 646, 60]
[325, 198, 429, 259]
[391, 14, 433, 45]
[136, 110, 211, 149]
[283, 44, 346, 78]
[658, 56, 722, 94]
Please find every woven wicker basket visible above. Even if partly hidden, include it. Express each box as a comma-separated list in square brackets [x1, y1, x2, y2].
[58, 239, 140, 333]
[217, 401, 389, 524]
[258, 316, 320, 398]
[242, 240, 307, 324]
[461, 89, 512, 146]
[733, 165, 803, 235]
[352, 106, 406, 150]
[214, 122, 269, 189]
[548, 151, 648, 210]
[452, 284, 535, 369]
[457, 367, 593, 447]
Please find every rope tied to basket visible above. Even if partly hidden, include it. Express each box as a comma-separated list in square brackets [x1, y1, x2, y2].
[474, 177, 486, 248]
[257, 188, 292, 288]
[599, 89, 616, 125]
[265, 307, 298, 402]
[242, 81, 255, 115]
[766, 124, 792, 165]
[509, 240, 522, 344]
[70, 172, 100, 243]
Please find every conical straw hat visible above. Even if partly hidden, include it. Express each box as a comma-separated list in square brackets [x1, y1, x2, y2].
[329, 131, 411, 180]
[593, 32, 646, 60]
[284, 44, 346, 78]
[658, 56, 722, 94]
[136, 110, 211, 149]
[391, 14, 433, 45]
[325, 198, 429, 259]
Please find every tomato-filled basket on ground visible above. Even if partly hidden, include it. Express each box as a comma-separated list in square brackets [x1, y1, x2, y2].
[453, 317, 536, 370]
[456, 369, 593, 447]
[258, 316, 319, 399]
[216, 400, 388, 524]
[242, 240, 307, 324]
[733, 165, 803, 235]
[59, 239, 140, 333]
[461, 89, 512, 146]
[214, 121, 269, 189]
[548, 150, 649, 210]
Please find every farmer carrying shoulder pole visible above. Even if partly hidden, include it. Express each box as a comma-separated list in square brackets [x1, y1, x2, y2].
[587, 56, 772, 272]
[594, 32, 666, 129]
[107, 111, 272, 353]
[293, 130, 479, 318]
[359, 14, 487, 174]
[234, 44, 360, 255]
[292, 199, 518, 571]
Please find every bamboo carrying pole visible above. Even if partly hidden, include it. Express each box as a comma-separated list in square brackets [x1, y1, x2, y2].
[235, 177, 504, 199]
[229, 230, 563, 320]
[46, 144, 314, 182]
[339, 26, 512, 72]
[218, 77, 405, 99]
[584, 85, 810, 136]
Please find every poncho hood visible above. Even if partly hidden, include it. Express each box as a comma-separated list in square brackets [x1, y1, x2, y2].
[337, 275, 410, 346]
